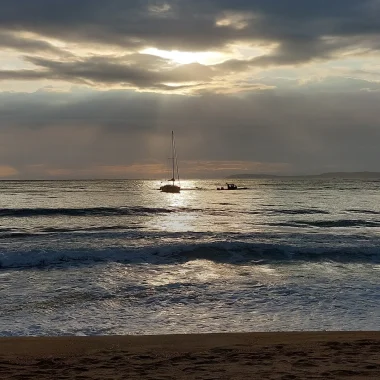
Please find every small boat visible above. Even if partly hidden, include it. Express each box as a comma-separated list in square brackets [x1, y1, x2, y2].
[217, 183, 248, 190]
[160, 131, 180, 193]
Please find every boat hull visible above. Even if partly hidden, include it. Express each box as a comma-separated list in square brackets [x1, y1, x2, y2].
[160, 185, 180, 193]
[217, 183, 248, 191]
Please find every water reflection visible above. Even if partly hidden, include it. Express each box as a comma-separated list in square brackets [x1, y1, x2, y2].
[148, 180, 200, 232]
[142, 179, 271, 234]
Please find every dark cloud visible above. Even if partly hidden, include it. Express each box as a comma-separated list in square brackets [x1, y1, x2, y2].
[0, 0, 233, 50]
[0, 69, 48, 80]
[0, 0, 380, 66]
[0, 54, 214, 89]
[1, 87, 380, 178]
[0, 31, 68, 55]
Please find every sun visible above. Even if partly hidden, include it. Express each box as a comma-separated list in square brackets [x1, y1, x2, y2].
[140, 47, 226, 65]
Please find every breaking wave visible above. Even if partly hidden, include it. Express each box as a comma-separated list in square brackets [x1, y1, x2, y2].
[1, 241, 380, 270]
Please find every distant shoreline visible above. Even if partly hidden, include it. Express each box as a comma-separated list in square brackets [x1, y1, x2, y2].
[227, 171, 380, 179]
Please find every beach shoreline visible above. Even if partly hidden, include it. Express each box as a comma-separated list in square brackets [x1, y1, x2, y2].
[1, 331, 379, 379]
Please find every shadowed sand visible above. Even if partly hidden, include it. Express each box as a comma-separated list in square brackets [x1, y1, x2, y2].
[1, 332, 379, 379]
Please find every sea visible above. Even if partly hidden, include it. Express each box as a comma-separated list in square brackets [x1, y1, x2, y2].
[0, 179, 379, 336]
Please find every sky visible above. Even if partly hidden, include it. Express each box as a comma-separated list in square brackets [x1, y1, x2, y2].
[1, 0, 380, 179]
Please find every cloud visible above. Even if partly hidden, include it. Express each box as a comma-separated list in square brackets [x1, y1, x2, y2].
[0, 31, 68, 55]
[1, 87, 380, 178]
[0, 54, 216, 90]
[1, 1, 380, 65]
[0, 69, 48, 81]
[0, 1, 231, 50]
[1, 1, 380, 179]
[1, 1, 380, 93]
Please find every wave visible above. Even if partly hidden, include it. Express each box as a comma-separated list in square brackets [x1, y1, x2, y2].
[271, 219, 380, 228]
[345, 209, 380, 215]
[0, 206, 200, 218]
[268, 208, 329, 215]
[1, 240, 380, 270]
[2, 206, 375, 220]
[0, 225, 144, 239]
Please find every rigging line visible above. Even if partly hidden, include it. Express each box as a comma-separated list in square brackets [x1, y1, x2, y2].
[173, 131, 180, 185]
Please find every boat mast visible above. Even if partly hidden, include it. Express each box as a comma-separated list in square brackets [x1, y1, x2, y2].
[171, 131, 175, 186]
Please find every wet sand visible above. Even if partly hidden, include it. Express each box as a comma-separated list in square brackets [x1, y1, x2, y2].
[1, 332, 379, 379]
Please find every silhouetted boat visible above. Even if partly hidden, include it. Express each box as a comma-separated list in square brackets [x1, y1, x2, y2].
[217, 183, 248, 190]
[160, 131, 180, 193]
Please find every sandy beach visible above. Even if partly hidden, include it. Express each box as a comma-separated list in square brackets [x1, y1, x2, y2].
[0, 332, 379, 379]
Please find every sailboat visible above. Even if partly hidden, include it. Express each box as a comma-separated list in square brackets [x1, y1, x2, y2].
[160, 131, 181, 193]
